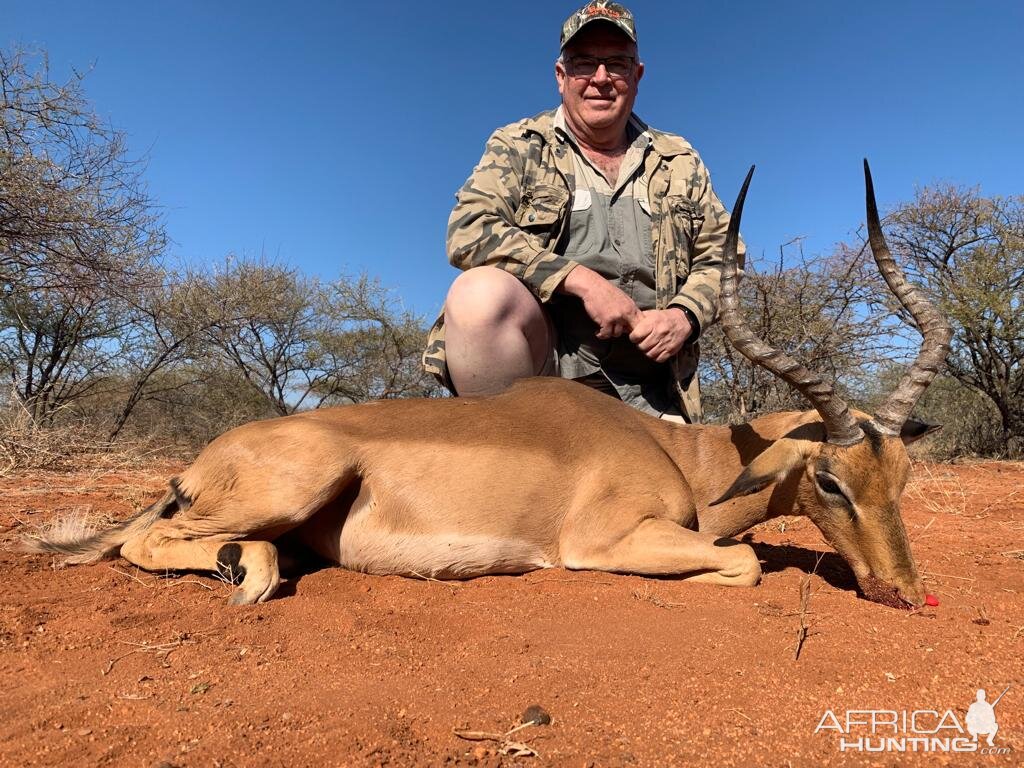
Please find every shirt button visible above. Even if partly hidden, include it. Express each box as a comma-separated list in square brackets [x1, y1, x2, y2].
[528, 214, 536, 222]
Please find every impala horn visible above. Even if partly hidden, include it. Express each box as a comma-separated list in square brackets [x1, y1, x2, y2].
[863, 159, 954, 435]
[718, 166, 865, 446]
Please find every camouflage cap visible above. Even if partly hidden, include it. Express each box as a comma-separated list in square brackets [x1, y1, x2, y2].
[560, 2, 637, 50]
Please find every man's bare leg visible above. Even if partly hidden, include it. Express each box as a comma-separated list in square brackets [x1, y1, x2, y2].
[444, 267, 554, 396]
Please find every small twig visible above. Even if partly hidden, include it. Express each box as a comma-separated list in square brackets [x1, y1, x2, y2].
[103, 651, 139, 676]
[162, 578, 214, 591]
[109, 566, 152, 587]
[912, 517, 936, 541]
[978, 489, 1020, 516]
[728, 707, 753, 722]
[453, 716, 545, 758]
[920, 570, 976, 582]
[503, 721, 538, 738]
[530, 577, 617, 586]
[409, 571, 459, 593]
[794, 553, 824, 661]
[101, 631, 210, 676]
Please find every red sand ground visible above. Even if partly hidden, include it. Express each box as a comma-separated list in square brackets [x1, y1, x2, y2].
[1, 460, 1022, 767]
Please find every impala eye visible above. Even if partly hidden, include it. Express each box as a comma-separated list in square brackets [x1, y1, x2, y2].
[815, 472, 846, 499]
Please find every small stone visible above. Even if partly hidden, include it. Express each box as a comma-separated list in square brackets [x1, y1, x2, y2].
[522, 704, 551, 726]
[76, 728, 92, 737]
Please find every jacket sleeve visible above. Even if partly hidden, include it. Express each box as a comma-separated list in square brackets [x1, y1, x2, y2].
[446, 129, 578, 302]
[667, 156, 746, 338]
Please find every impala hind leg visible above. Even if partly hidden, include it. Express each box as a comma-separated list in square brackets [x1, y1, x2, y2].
[120, 522, 281, 605]
[563, 519, 762, 587]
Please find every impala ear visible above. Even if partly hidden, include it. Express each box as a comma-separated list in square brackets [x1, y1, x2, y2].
[709, 438, 816, 506]
[900, 419, 941, 445]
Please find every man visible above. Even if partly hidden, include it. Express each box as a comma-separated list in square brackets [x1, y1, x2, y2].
[422, 1, 743, 422]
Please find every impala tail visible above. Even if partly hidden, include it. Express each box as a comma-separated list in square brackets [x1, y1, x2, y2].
[21, 480, 187, 564]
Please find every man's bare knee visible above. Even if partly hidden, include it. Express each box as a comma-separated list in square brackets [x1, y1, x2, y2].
[444, 267, 555, 395]
[445, 267, 542, 332]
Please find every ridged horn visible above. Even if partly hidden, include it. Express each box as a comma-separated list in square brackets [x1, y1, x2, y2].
[718, 166, 865, 446]
[863, 159, 953, 435]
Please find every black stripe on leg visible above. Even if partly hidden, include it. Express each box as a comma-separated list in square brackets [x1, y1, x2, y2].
[168, 477, 192, 515]
[216, 543, 247, 585]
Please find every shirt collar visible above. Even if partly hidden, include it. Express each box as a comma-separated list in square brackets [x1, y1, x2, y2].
[553, 105, 652, 149]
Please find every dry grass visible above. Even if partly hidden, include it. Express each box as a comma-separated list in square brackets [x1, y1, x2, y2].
[905, 461, 969, 516]
[0, 400, 178, 479]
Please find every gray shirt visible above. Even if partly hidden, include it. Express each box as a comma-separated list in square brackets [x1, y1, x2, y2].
[551, 108, 677, 417]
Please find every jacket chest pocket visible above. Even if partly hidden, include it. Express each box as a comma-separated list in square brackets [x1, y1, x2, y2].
[666, 195, 704, 247]
[515, 184, 569, 242]
[664, 194, 705, 280]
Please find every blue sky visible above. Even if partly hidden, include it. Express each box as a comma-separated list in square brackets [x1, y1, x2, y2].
[7, 1, 1023, 318]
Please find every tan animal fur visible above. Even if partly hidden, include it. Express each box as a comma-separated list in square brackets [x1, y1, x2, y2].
[23, 162, 950, 609]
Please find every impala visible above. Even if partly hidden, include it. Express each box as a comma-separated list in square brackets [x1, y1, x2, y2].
[26, 162, 952, 609]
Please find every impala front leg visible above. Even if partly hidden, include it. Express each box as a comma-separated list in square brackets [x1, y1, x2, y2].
[120, 521, 281, 605]
[562, 518, 762, 586]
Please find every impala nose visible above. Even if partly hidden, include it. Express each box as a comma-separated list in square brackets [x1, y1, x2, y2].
[897, 579, 926, 608]
[857, 573, 924, 610]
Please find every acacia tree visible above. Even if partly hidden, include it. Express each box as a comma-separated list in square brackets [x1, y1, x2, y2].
[105, 268, 227, 441]
[0, 47, 164, 286]
[313, 275, 441, 404]
[202, 259, 438, 416]
[0, 267, 130, 424]
[885, 186, 1024, 456]
[1, 47, 165, 426]
[700, 241, 897, 423]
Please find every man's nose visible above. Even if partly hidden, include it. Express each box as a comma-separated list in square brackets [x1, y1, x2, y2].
[591, 64, 612, 85]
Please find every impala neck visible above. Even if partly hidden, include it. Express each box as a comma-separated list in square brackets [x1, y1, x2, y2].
[696, 487, 796, 538]
[660, 412, 814, 539]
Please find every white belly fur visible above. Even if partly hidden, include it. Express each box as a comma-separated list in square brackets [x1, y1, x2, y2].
[312, 481, 553, 579]
[339, 514, 553, 578]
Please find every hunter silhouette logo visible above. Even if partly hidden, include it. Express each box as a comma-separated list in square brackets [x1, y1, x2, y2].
[966, 686, 1010, 747]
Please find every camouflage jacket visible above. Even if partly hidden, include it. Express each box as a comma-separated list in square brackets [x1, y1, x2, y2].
[422, 108, 744, 423]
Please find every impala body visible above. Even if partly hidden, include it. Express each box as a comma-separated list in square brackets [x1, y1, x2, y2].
[26, 163, 951, 610]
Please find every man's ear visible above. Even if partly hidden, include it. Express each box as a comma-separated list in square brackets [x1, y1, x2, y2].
[555, 59, 567, 95]
[709, 438, 816, 506]
[900, 419, 942, 445]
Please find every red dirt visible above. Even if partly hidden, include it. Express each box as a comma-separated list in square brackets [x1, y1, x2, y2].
[1, 460, 1022, 766]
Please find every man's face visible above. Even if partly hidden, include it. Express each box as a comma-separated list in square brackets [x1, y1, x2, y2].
[555, 23, 643, 137]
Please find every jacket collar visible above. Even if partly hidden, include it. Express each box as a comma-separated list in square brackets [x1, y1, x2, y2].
[518, 107, 694, 158]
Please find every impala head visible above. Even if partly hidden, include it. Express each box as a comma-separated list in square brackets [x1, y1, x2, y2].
[712, 162, 953, 609]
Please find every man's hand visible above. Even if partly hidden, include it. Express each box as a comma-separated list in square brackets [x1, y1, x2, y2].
[629, 307, 693, 363]
[560, 265, 641, 339]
